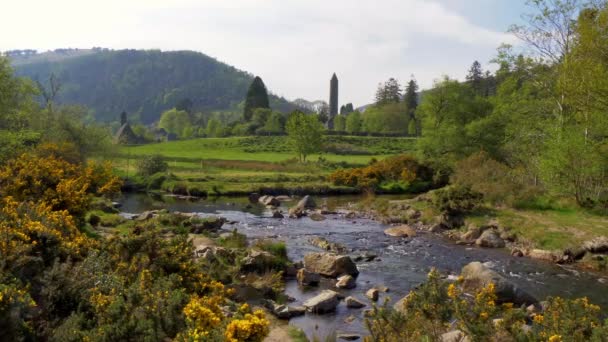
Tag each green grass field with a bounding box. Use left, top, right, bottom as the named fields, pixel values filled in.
left=109, top=135, right=417, bottom=195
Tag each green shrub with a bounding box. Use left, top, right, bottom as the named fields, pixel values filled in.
left=136, top=154, right=168, bottom=177
left=432, top=185, right=483, bottom=215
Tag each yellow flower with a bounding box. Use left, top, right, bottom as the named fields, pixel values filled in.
left=479, top=312, right=489, bottom=320
left=447, top=284, right=458, bottom=299
left=548, top=335, right=562, bottom=342
left=533, top=314, right=544, bottom=324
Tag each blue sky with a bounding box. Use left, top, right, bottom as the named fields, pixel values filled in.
left=1, top=0, right=531, bottom=106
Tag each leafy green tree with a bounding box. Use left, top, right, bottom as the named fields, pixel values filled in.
left=334, top=115, right=346, bottom=131
left=159, top=108, right=192, bottom=139
left=261, top=111, right=284, bottom=134
left=205, top=118, right=225, bottom=137
left=0, top=57, right=37, bottom=130
left=251, top=108, right=272, bottom=128
left=285, top=111, right=324, bottom=162
left=345, top=111, right=362, bottom=134
left=362, top=103, right=408, bottom=135
left=243, top=76, right=270, bottom=121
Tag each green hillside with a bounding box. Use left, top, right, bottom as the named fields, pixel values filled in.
left=11, top=49, right=299, bottom=123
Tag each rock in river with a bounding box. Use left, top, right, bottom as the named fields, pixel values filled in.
left=366, top=288, right=379, bottom=302
left=461, top=262, right=537, bottom=305
left=384, top=225, right=417, bottom=238
left=304, top=252, right=359, bottom=278
left=475, top=229, right=505, bottom=248
left=297, top=269, right=320, bottom=286
left=345, top=296, right=366, bottom=308
left=303, top=290, right=340, bottom=314
left=336, top=275, right=357, bottom=289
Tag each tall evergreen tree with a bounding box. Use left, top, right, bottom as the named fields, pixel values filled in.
left=120, top=111, right=127, bottom=126
left=466, top=61, right=484, bottom=95
left=375, top=78, right=401, bottom=105
left=404, top=78, right=419, bottom=136
left=243, top=76, right=270, bottom=121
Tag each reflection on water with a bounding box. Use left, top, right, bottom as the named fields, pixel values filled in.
left=119, top=193, right=608, bottom=339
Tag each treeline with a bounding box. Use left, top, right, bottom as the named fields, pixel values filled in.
left=415, top=0, right=608, bottom=210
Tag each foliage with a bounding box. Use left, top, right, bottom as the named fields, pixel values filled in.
left=362, top=103, right=409, bottom=135
left=431, top=185, right=483, bottom=216
left=0, top=144, right=122, bottom=219
left=136, top=154, right=169, bottom=177
left=285, top=111, right=324, bottom=162
left=364, top=269, right=608, bottom=342
left=244, top=76, right=270, bottom=121
left=375, top=78, right=402, bottom=105
left=329, top=154, right=432, bottom=192
left=159, top=108, right=193, bottom=139
left=451, top=151, right=538, bottom=205
left=12, top=50, right=298, bottom=123
left=345, top=111, right=363, bottom=134
left=333, top=115, right=346, bottom=131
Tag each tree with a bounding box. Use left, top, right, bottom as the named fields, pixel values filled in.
left=334, top=115, right=346, bottom=131
left=466, top=61, right=483, bottom=95
left=205, top=118, right=226, bottom=137
left=262, top=111, right=284, bottom=134
left=404, top=78, right=419, bottom=135
left=285, top=111, right=323, bottom=162
left=251, top=108, right=272, bottom=128
left=175, top=98, right=193, bottom=114
left=340, top=103, right=354, bottom=115
left=0, top=57, right=37, bottom=130
left=345, top=111, right=363, bottom=134
left=509, top=0, right=592, bottom=63
left=120, top=111, right=127, bottom=125
left=158, top=108, right=192, bottom=139
left=362, top=103, right=409, bottom=135
left=375, top=78, right=402, bottom=105
left=243, top=76, right=270, bottom=121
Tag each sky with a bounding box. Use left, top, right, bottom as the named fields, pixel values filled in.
left=1, top=0, right=530, bottom=107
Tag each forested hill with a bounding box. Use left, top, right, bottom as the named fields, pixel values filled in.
left=10, top=49, right=298, bottom=123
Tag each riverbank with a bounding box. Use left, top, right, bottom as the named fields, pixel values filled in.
left=105, top=192, right=608, bottom=341
left=354, top=194, right=608, bottom=273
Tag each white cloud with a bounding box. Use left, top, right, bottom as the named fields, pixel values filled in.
left=1, top=0, right=517, bottom=106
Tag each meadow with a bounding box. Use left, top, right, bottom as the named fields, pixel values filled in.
left=110, top=135, right=417, bottom=195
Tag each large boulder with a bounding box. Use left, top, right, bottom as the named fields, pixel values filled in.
left=384, top=225, right=417, bottom=238
left=303, top=290, right=340, bottom=314
left=475, top=229, right=505, bottom=248
left=461, top=262, right=537, bottom=306
left=310, top=212, right=326, bottom=221
left=297, top=269, right=321, bottom=286
left=583, top=237, right=608, bottom=254
left=304, top=253, right=359, bottom=278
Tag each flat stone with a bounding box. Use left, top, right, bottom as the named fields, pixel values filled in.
left=297, top=268, right=320, bottom=286
left=384, top=225, right=417, bottom=238
left=345, top=296, right=366, bottom=308
left=303, top=290, right=340, bottom=314
left=337, top=333, right=361, bottom=341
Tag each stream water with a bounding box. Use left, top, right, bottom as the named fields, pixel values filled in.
left=119, top=193, right=608, bottom=340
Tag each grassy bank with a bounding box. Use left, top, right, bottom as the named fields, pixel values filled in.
left=108, top=136, right=416, bottom=195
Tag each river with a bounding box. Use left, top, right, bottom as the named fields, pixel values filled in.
left=119, top=193, right=608, bottom=340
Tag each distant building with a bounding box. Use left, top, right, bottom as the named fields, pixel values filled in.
left=329, top=73, right=339, bottom=129
left=114, top=112, right=142, bottom=144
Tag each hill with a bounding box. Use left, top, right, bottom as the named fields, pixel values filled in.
left=10, top=49, right=300, bottom=123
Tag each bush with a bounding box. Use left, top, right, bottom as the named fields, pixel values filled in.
left=451, top=151, right=539, bottom=206
left=329, top=154, right=434, bottom=192
left=136, top=154, right=168, bottom=177
left=432, top=185, right=483, bottom=215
